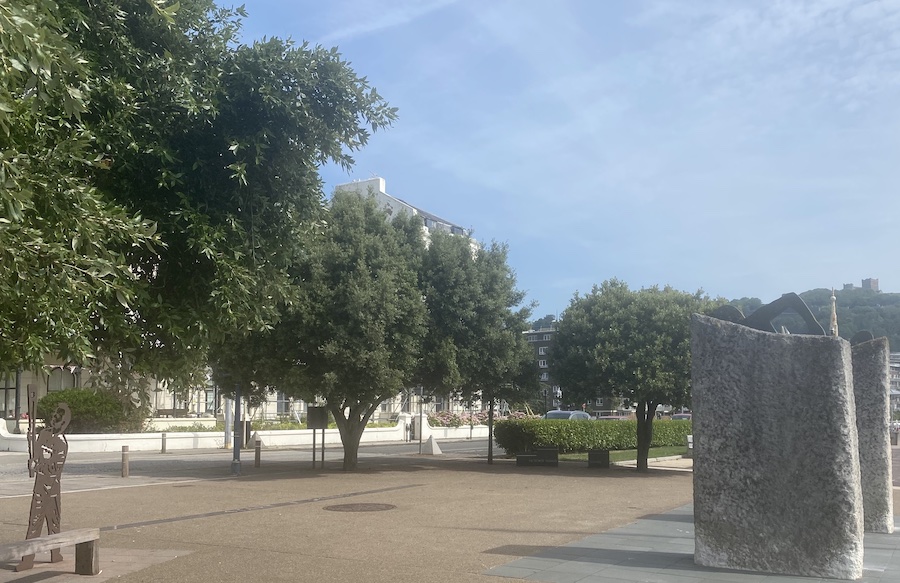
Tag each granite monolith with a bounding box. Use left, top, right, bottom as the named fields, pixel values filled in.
left=691, top=314, right=864, bottom=580
left=852, top=337, right=894, bottom=534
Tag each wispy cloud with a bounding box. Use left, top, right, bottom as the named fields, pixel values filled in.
left=316, top=0, right=459, bottom=45
left=288, top=0, right=900, bottom=307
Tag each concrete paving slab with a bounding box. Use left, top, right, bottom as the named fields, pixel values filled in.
left=484, top=505, right=900, bottom=583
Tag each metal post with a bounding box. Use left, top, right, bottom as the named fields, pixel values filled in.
left=320, top=428, right=325, bottom=468
left=254, top=438, right=261, bottom=468
left=121, top=446, right=129, bottom=478
left=13, top=369, right=21, bottom=434
left=418, top=389, right=423, bottom=454
left=161, top=432, right=167, bottom=454
left=224, top=398, right=233, bottom=449
left=488, top=397, right=495, bottom=465
left=231, top=384, right=242, bottom=475
left=312, top=426, right=317, bottom=469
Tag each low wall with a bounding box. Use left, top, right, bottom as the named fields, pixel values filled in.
left=146, top=417, right=217, bottom=431
left=0, top=414, right=490, bottom=453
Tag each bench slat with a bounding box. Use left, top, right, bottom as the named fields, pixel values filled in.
left=0, top=528, right=100, bottom=562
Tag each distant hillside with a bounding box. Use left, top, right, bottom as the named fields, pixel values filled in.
left=729, top=288, right=900, bottom=351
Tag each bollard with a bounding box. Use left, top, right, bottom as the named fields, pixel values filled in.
left=254, top=438, right=261, bottom=468
left=121, top=445, right=129, bottom=478
left=161, top=432, right=167, bottom=454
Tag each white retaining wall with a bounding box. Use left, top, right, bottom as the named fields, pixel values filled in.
left=0, top=413, right=490, bottom=453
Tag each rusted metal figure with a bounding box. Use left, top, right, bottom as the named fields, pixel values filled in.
left=16, top=397, right=71, bottom=572
left=711, top=292, right=825, bottom=335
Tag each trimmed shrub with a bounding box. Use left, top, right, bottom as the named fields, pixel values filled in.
left=37, top=389, right=147, bottom=433
left=493, top=418, right=692, bottom=455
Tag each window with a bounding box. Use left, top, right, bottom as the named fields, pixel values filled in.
left=527, top=335, right=536, bottom=342
left=543, top=334, right=551, bottom=341
left=595, top=398, right=604, bottom=406
left=538, top=346, right=547, bottom=355
left=538, top=360, right=547, bottom=368
left=205, top=390, right=216, bottom=413
left=276, top=391, right=291, bottom=415
left=540, top=372, right=549, bottom=381
left=47, top=367, right=76, bottom=392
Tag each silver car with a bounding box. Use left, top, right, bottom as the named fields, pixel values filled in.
left=543, top=410, right=592, bottom=420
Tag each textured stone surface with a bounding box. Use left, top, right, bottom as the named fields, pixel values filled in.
left=691, top=315, right=864, bottom=580
left=852, top=337, right=894, bottom=534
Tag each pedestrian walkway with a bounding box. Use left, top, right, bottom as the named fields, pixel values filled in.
left=485, top=504, right=900, bottom=582
left=0, top=451, right=896, bottom=583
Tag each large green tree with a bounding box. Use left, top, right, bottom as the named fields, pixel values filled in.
left=0, top=0, right=158, bottom=370
left=414, top=232, right=537, bottom=462
left=3, top=0, right=397, bottom=389
left=552, top=279, right=718, bottom=471
left=234, top=193, right=427, bottom=470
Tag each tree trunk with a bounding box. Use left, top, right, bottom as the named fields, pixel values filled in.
left=330, top=403, right=375, bottom=471
left=635, top=400, right=656, bottom=472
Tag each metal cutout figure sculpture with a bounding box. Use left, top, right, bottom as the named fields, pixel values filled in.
left=710, top=292, right=826, bottom=335
left=16, top=388, right=71, bottom=572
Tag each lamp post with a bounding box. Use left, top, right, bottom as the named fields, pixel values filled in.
left=231, top=383, right=242, bottom=475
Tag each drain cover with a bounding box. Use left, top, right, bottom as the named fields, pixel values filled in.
left=323, top=503, right=396, bottom=512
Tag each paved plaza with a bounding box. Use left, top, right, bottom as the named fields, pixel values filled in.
left=0, top=444, right=898, bottom=582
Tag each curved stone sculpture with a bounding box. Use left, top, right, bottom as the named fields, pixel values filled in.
left=691, top=314, right=863, bottom=580
left=852, top=337, right=894, bottom=534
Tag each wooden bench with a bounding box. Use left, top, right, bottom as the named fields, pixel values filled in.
left=516, top=447, right=559, bottom=467
left=155, top=408, right=188, bottom=418
left=0, top=528, right=100, bottom=575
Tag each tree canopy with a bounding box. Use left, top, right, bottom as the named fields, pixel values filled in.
left=416, top=232, right=536, bottom=408
left=216, top=192, right=428, bottom=470
left=552, top=279, right=718, bottom=470
left=2, top=0, right=397, bottom=387
left=0, top=0, right=158, bottom=369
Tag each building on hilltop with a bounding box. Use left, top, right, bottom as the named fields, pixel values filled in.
left=862, top=278, right=880, bottom=292
left=844, top=278, right=881, bottom=292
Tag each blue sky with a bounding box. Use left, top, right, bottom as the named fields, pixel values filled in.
left=235, top=0, right=900, bottom=318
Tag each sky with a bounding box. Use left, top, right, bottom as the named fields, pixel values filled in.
left=234, top=0, right=900, bottom=318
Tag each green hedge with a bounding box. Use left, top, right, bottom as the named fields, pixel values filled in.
left=493, top=419, right=692, bottom=455
left=37, top=389, right=147, bottom=433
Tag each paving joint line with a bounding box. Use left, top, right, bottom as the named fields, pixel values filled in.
left=100, top=483, right=424, bottom=532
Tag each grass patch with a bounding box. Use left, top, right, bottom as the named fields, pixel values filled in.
left=559, top=445, right=687, bottom=462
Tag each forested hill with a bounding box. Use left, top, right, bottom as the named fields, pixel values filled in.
left=729, top=288, right=900, bottom=351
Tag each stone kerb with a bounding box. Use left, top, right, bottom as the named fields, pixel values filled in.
left=691, top=314, right=864, bottom=580
left=852, top=337, right=894, bottom=534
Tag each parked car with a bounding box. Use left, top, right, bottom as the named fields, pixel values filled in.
left=595, top=415, right=629, bottom=421
left=671, top=413, right=692, bottom=421
left=543, top=410, right=592, bottom=420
